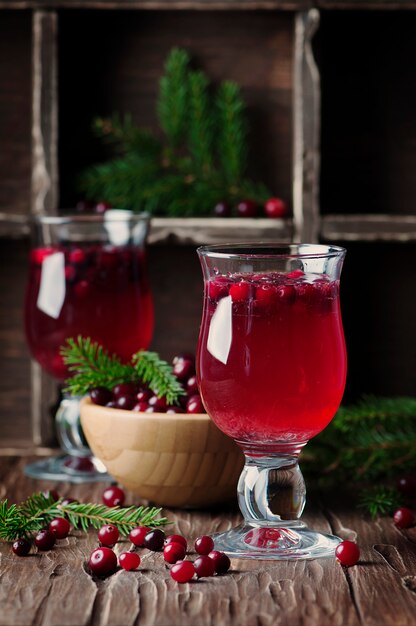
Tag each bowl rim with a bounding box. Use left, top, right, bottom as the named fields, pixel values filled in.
left=80, top=396, right=211, bottom=423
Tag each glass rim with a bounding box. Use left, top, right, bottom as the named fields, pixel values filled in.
left=31, top=211, right=150, bottom=225
left=197, top=242, right=346, bottom=260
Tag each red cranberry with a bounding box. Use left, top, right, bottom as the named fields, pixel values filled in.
left=98, top=524, right=120, bottom=547
left=42, top=489, right=59, bottom=502
left=187, top=395, right=204, bottom=414
left=164, top=542, right=186, bottom=564
left=287, top=269, right=305, bottom=279
left=165, top=534, right=187, bottom=550
left=144, top=529, right=165, bottom=551
left=229, top=281, right=251, bottom=302
left=65, top=265, right=77, bottom=282
left=195, top=535, right=214, bottom=555
left=237, top=200, right=257, bottom=217
left=61, top=497, right=78, bottom=506
left=119, top=551, right=141, bottom=571
left=136, top=389, right=152, bottom=403
left=95, top=201, right=112, bottom=214
left=393, top=507, right=415, bottom=529
left=172, top=353, right=195, bottom=366
left=335, top=541, right=360, bottom=567
left=133, top=401, right=149, bottom=412
left=208, top=550, right=231, bottom=574
left=277, top=285, right=296, bottom=304
left=255, top=284, right=277, bottom=307
left=214, top=201, right=231, bottom=217
left=170, top=560, right=195, bottom=583
left=102, top=486, right=125, bottom=508
left=106, top=401, right=117, bottom=408
left=76, top=199, right=94, bottom=213
left=129, top=526, right=150, bottom=547
left=12, top=538, right=31, bottom=557
left=112, top=383, right=138, bottom=398
left=208, top=279, right=228, bottom=301
left=90, top=387, right=112, bottom=406
left=116, top=395, right=137, bottom=411
left=194, top=555, right=216, bottom=578
left=264, top=197, right=288, bottom=218
left=186, top=376, right=199, bottom=395
left=172, top=359, right=195, bottom=382
left=74, top=280, right=90, bottom=298
left=69, top=248, right=86, bottom=264
left=397, top=476, right=416, bottom=498
left=166, top=406, right=185, bottom=414
left=49, top=517, right=70, bottom=539
left=63, top=456, right=95, bottom=472
left=88, top=547, right=117, bottom=576
left=148, top=395, right=168, bottom=412
left=34, top=529, right=56, bottom=551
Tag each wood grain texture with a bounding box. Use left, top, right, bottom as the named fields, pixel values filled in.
left=0, top=0, right=311, bottom=10
left=1, top=455, right=415, bottom=625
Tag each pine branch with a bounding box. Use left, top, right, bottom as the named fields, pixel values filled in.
left=188, top=70, right=215, bottom=176
left=132, top=351, right=185, bottom=405
left=93, top=114, right=162, bottom=158
left=157, top=48, right=190, bottom=149
left=358, top=487, right=402, bottom=519
left=215, top=81, right=247, bottom=186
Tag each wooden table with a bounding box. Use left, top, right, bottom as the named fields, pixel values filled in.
left=0, top=454, right=415, bottom=626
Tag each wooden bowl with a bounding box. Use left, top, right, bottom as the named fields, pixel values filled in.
left=80, top=398, right=244, bottom=509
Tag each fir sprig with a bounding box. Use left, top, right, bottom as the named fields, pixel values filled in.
left=0, top=492, right=169, bottom=542
left=132, top=351, right=185, bottom=405
left=358, top=486, right=402, bottom=519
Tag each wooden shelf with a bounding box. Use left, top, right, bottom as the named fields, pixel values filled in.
left=0, top=0, right=310, bottom=9
left=322, top=214, right=416, bottom=242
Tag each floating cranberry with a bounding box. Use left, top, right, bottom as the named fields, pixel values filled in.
left=34, top=529, right=56, bottom=551
left=194, top=555, right=215, bottom=578
left=255, top=284, right=277, bottom=307
left=102, top=486, right=125, bottom=508
left=69, top=248, right=86, bottom=264
left=65, top=265, right=77, bottom=282
left=187, top=395, right=204, bottom=414
left=172, top=359, right=195, bottom=382
left=264, top=197, right=288, bottom=218
left=12, top=538, right=31, bottom=557
left=165, top=534, right=187, bottom=550
left=214, top=201, right=231, bottom=217
left=144, top=529, right=165, bottom=552
left=237, top=200, right=257, bottom=218
left=148, top=395, right=168, bottom=412
left=195, top=535, right=214, bottom=556
left=116, top=395, right=137, bottom=411
left=277, top=285, right=296, bottom=304
left=393, top=507, right=415, bottom=529
left=90, top=387, right=112, bottom=406
left=49, top=517, right=70, bottom=539
left=129, top=526, right=150, bottom=547
left=335, top=541, right=360, bottom=567
left=98, top=524, right=120, bottom=547
left=164, top=542, right=186, bottom=564
left=74, top=280, right=90, bottom=298
left=287, top=269, right=305, bottom=279
left=170, top=560, right=195, bottom=584
left=208, top=550, right=231, bottom=574
left=119, top=551, right=141, bottom=571
left=88, top=547, right=117, bottom=576
left=208, top=279, right=228, bottom=301
left=186, top=375, right=199, bottom=396
left=397, top=476, right=416, bottom=498
left=229, top=281, right=251, bottom=302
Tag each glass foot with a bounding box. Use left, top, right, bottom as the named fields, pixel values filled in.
left=212, top=524, right=341, bottom=560
left=24, top=454, right=112, bottom=484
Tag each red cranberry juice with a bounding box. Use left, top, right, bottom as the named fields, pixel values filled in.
left=25, top=245, right=154, bottom=380
left=197, top=272, right=346, bottom=445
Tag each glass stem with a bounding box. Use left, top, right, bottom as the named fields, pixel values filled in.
left=237, top=450, right=306, bottom=527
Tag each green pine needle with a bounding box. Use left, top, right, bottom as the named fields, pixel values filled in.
left=215, top=81, right=247, bottom=186
left=133, top=351, right=185, bottom=405
left=157, top=48, right=190, bottom=149
left=358, top=486, right=402, bottom=519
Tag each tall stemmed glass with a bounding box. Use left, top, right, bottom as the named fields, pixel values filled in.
left=197, top=243, right=346, bottom=559
left=24, top=211, right=154, bottom=481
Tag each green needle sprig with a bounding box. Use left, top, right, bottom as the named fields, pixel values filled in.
left=0, top=492, right=169, bottom=542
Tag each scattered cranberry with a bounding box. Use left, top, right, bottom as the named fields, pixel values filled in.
left=187, top=395, right=204, bottom=414
left=194, top=555, right=215, bottom=578
left=335, top=541, right=360, bottom=567
left=102, top=486, right=125, bottom=508
left=237, top=200, right=257, bottom=218
left=229, top=281, right=251, bottom=302
left=393, top=507, right=415, bottom=529
left=12, top=538, right=31, bottom=557
left=170, top=560, right=195, bottom=583
left=34, top=529, right=56, bottom=551
left=213, top=201, right=231, bottom=217
left=119, top=551, right=141, bottom=571
left=165, top=534, right=187, bottom=550
left=129, top=526, right=150, bottom=547
left=98, top=524, right=120, bottom=547
left=61, top=497, right=78, bottom=506
left=90, top=387, right=112, bottom=406
left=88, top=547, right=118, bottom=576
left=195, top=535, right=214, bottom=556
left=264, top=197, right=288, bottom=218
left=397, top=476, right=416, bottom=498
left=208, top=550, right=231, bottom=574
left=164, top=542, right=186, bottom=564
left=172, top=358, right=195, bottom=381
left=49, top=517, right=70, bottom=539
left=42, top=489, right=59, bottom=502
left=144, top=529, right=165, bottom=552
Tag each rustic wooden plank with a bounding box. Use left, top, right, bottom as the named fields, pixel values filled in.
left=322, top=214, right=416, bottom=242
left=0, top=1, right=311, bottom=10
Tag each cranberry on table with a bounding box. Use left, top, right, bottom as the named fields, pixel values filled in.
left=213, top=201, right=231, bottom=217
left=90, top=387, right=112, bottom=406
left=98, top=524, right=120, bottom=547
left=335, top=541, right=360, bottom=567
left=12, top=538, right=31, bottom=557
left=102, top=486, right=125, bottom=507
left=194, top=555, right=216, bottom=578
left=144, top=529, right=165, bottom=552
left=119, top=551, right=141, bottom=571
left=34, top=529, right=56, bottom=551
left=393, top=507, right=415, bottom=529
left=237, top=200, right=257, bottom=218
left=187, top=395, right=205, bottom=414
left=208, top=550, right=231, bottom=574
left=264, top=197, right=288, bottom=218
left=164, top=542, right=186, bottom=564
left=49, top=517, right=70, bottom=539
left=195, top=535, right=215, bottom=555
left=170, top=560, right=195, bottom=584
left=88, top=547, right=118, bottom=576
left=42, top=489, right=59, bottom=502
left=165, top=534, right=187, bottom=550
left=61, top=497, right=78, bottom=506
left=129, top=526, right=150, bottom=547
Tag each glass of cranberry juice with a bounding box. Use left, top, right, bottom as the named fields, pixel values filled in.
left=197, top=243, right=347, bottom=559
left=24, top=211, right=154, bottom=481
